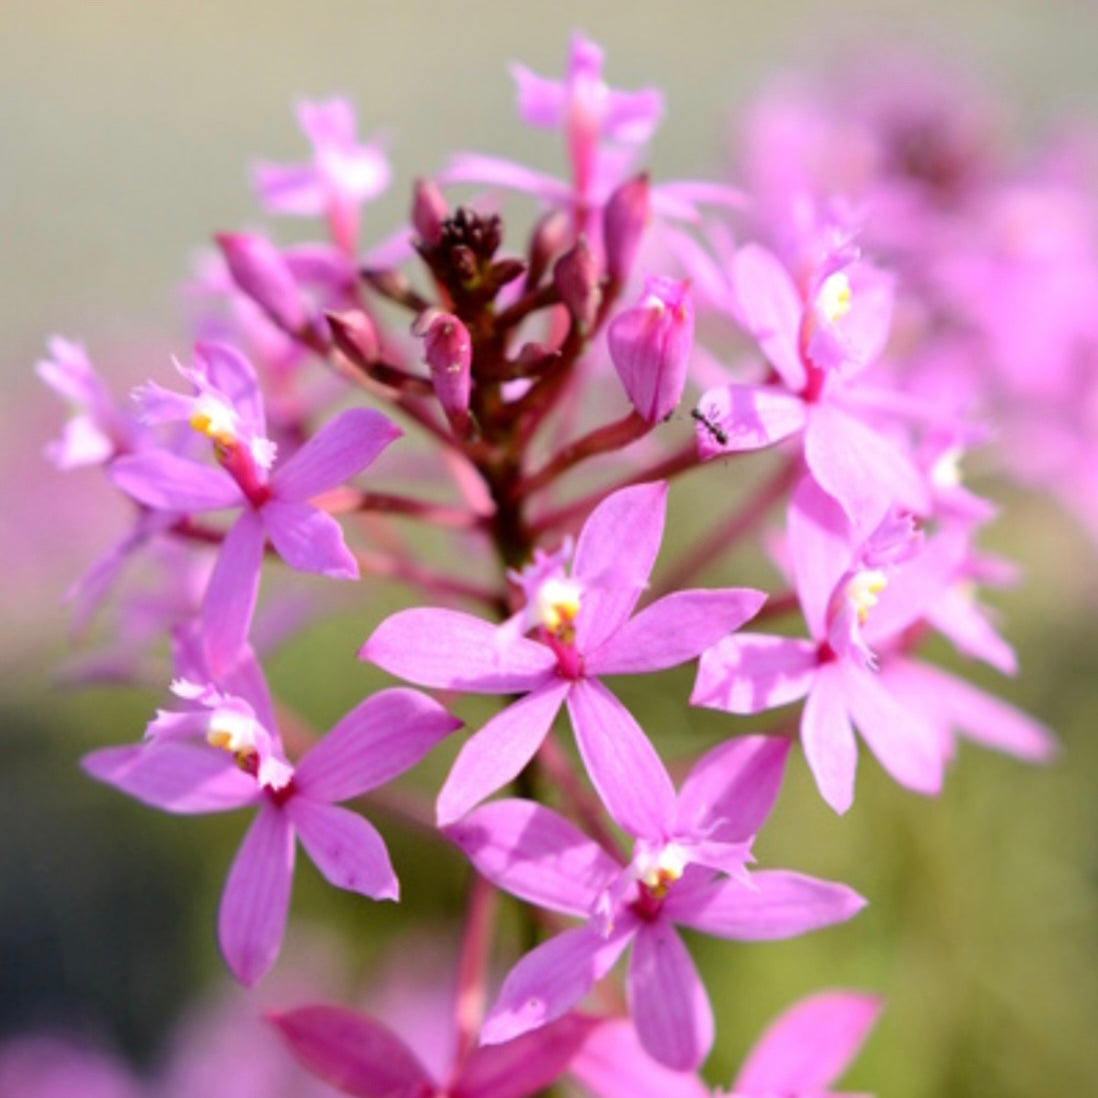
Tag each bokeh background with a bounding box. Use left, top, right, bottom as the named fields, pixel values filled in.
left=3, top=2, right=1098, bottom=1095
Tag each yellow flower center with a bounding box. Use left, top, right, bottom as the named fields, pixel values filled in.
left=817, top=271, right=853, bottom=325
left=533, top=576, right=583, bottom=643
left=844, top=569, right=887, bottom=626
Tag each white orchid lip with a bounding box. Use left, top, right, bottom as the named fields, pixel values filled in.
left=532, top=575, right=583, bottom=640
left=817, top=270, right=853, bottom=324
left=633, top=840, right=689, bottom=899
left=843, top=568, right=888, bottom=625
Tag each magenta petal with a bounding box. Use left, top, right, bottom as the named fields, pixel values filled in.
left=691, top=634, right=818, bottom=714
left=586, top=588, right=766, bottom=676
left=567, top=678, right=676, bottom=839
left=262, top=500, right=357, bottom=578
left=692, top=384, right=807, bottom=460
left=82, top=742, right=258, bottom=814
left=732, top=989, right=882, bottom=1093
left=110, top=451, right=242, bottom=511
left=361, top=608, right=557, bottom=693
left=447, top=800, right=621, bottom=917
left=202, top=510, right=265, bottom=679
left=805, top=404, right=929, bottom=532
left=628, top=923, right=714, bottom=1072
left=666, top=870, right=866, bottom=939
left=218, top=805, right=295, bottom=985
left=788, top=475, right=853, bottom=641
left=436, top=681, right=571, bottom=827
left=290, top=798, right=397, bottom=900
left=270, top=1005, right=433, bottom=1098
left=842, top=663, right=944, bottom=796
left=295, top=688, right=460, bottom=802
left=481, top=925, right=634, bottom=1046
left=273, top=408, right=401, bottom=500
left=731, top=244, right=806, bottom=390
left=801, top=665, right=857, bottom=814
left=458, top=1013, right=600, bottom=1098
left=573, top=481, right=667, bottom=653
left=676, top=734, right=791, bottom=842
left=569, top=1019, right=710, bottom=1098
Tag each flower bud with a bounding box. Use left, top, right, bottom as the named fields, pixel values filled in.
left=326, top=308, right=380, bottom=368
left=552, top=237, right=601, bottom=333
left=411, top=178, right=448, bottom=247
left=603, top=173, right=650, bottom=285
left=607, top=276, right=693, bottom=423
left=526, top=208, right=570, bottom=288
left=412, top=308, right=472, bottom=426
left=215, top=232, right=309, bottom=335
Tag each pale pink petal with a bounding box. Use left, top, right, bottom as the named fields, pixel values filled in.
left=801, top=665, right=858, bottom=814
left=676, top=734, right=792, bottom=841
left=447, top=799, right=621, bottom=917
left=109, top=451, right=242, bottom=512
left=270, top=1005, right=434, bottom=1097
left=805, top=404, right=929, bottom=533
left=441, top=153, right=572, bottom=205
left=295, top=688, right=461, bottom=802
left=927, top=587, right=1017, bottom=674
left=81, top=742, right=259, bottom=814
left=666, top=870, right=866, bottom=939
left=262, top=500, right=357, bottom=578
left=290, top=798, right=397, bottom=900
left=218, top=805, right=295, bottom=985
left=692, top=634, right=818, bottom=714
left=692, top=384, right=807, bottom=460
left=568, top=1018, right=711, bottom=1098
left=272, top=408, right=401, bottom=501
left=573, top=481, right=667, bottom=653
left=604, top=87, right=664, bottom=144
left=586, top=588, right=766, bottom=676
left=361, top=608, right=557, bottom=693
left=842, top=663, right=944, bottom=796
left=733, top=990, right=883, bottom=1093
left=510, top=62, right=566, bottom=127
left=481, top=924, right=635, bottom=1046
left=731, top=243, right=806, bottom=390
left=628, top=923, right=713, bottom=1071
left=253, top=163, right=326, bottom=216
left=202, top=510, right=265, bottom=678
left=788, top=474, right=854, bottom=641
left=567, top=678, right=676, bottom=839
left=459, top=1012, right=601, bottom=1098
left=437, top=680, right=572, bottom=826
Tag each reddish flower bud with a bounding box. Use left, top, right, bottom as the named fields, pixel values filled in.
left=527, top=208, right=570, bottom=288
left=215, top=232, right=309, bottom=335
left=411, top=178, right=448, bottom=247
left=326, top=308, right=380, bottom=367
left=553, top=237, right=602, bottom=333
left=603, top=173, right=650, bottom=285
left=412, top=308, right=472, bottom=425
left=607, top=276, right=694, bottom=423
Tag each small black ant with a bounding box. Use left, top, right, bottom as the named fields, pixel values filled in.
left=690, top=407, right=729, bottom=446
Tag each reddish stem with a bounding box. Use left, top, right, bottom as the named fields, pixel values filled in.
left=453, top=872, right=499, bottom=1068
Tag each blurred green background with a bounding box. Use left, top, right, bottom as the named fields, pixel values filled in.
left=3, top=2, right=1098, bottom=1095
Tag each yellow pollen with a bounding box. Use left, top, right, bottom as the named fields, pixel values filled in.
left=845, top=569, right=887, bottom=625
left=534, top=577, right=582, bottom=640
left=635, top=842, right=687, bottom=898
left=189, top=399, right=238, bottom=449
left=206, top=710, right=260, bottom=772
left=817, top=272, right=853, bottom=325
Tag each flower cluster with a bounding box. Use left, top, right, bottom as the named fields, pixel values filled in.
left=39, top=32, right=1076, bottom=1095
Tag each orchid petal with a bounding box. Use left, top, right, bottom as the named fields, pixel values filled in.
left=788, top=475, right=854, bottom=640
left=290, top=798, right=398, bottom=900
left=567, top=678, right=676, bottom=839
left=586, top=588, right=766, bottom=676
left=692, top=634, right=818, bottom=714
left=110, top=451, right=242, bottom=512
left=676, top=734, right=791, bottom=841
left=666, top=870, right=865, bottom=939
left=436, top=681, right=571, bottom=827
left=733, top=990, right=883, bottom=1092
left=842, top=663, right=944, bottom=796
left=202, top=510, right=265, bottom=679
left=361, top=608, right=557, bottom=693
left=272, top=408, right=401, bottom=501
left=692, top=384, right=807, bottom=460
left=573, top=481, right=667, bottom=654
left=218, top=805, right=295, bottom=985
left=481, top=925, right=634, bottom=1046
left=731, top=244, right=806, bottom=390
left=295, top=688, right=460, bottom=802
left=262, top=500, right=357, bottom=578
left=447, top=799, right=621, bottom=917
left=628, top=923, right=713, bottom=1071
left=270, top=1005, right=434, bottom=1098
left=801, top=665, right=857, bottom=814
left=81, top=742, right=258, bottom=814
